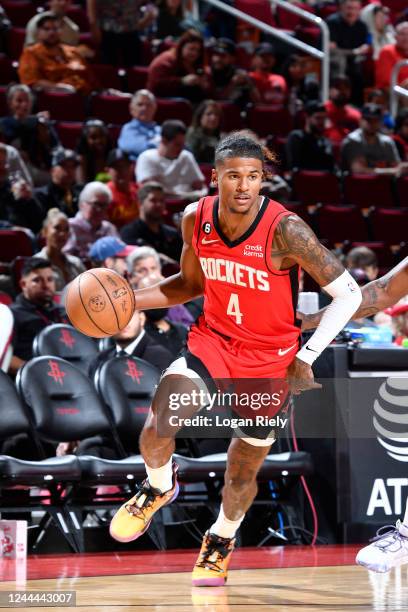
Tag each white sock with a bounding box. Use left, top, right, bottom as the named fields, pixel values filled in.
left=209, top=504, right=244, bottom=539
left=399, top=497, right=408, bottom=537
left=145, top=457, right=173, bottom=493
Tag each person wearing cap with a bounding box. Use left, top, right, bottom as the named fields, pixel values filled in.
left=34, top=148, right=82, bottom=217
left=324, top=75, right=361, bottom=143
left=209, top=37, right=260, bottom=107
left=63, top=181, right=119, bottom=260
left=286, top=101, right=336, bottom=171
left=385, top=302, right=408, bottom=346
left=249, top=43, right=287, bottom=105
left=105, top=149, right=139, bottom=229
left=89, top=236, right=136, bottom=277
left=340, top=103, right=405, bottom=174
left=121, top=183, right=183, bottom=262
left=375, top=21, right=408, bottom=91
left=118, top=90, right=161, bottom=162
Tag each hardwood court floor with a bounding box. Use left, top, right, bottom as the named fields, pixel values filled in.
left=1, top=545, right=408, bottom=611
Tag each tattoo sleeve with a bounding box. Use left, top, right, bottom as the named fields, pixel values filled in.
left=273, top=215, right=344, bottom=286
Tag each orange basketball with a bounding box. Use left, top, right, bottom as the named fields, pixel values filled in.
left=65, top=268, right=135, bottom=338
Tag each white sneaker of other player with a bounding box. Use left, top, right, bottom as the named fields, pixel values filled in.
left=356, top=520, right=408, bottom=573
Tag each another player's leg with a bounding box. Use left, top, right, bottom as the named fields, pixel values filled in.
left=110, top=367, right=202, bottom=543
left=192, top=437, right=273, bottom=586
left=356, top=497, right=408, bottom=572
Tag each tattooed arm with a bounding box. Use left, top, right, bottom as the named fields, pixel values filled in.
left=301, top=257, right=408, bottom=331
left=272, top=215, right=362, bottom=394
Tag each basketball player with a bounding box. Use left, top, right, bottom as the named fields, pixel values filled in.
left=110, top=133, right=362, bottom=586
left=301, top=256, right=408, bottom=573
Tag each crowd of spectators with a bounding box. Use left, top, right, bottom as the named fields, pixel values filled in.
left=0, top=0, right=408, bottom=398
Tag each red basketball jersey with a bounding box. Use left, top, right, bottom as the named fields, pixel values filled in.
left=190, top=195, right=301, bottom=350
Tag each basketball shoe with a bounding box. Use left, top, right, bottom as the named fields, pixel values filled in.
left=356, top=520, right=408, bottom=572
left=109, top=462, right=179, bottom=543
left=191, top=531, right=235, bottom=586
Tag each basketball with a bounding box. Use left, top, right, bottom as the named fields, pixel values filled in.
left=65, top=268, right=135, bottom=338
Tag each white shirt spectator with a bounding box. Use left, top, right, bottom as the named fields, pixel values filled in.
left=136, top=148, right=206, bottom=199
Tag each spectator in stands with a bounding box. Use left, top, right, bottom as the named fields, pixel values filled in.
left=375, top=21, right=408, bottom=90
left=393, top=109, right=408, bottom=161
left=87, top=0, right=157, bottom=66
left=138, top=273, right=188, bottom=356
left=88, top=309, right=173, bottom=380
left=156, top=0, right=187, bottom=40
left=0, top=139, right=33, bottom=187
left=186, top=99, right=222, bottom=163
left=326, top=0, right=370, bottom=105
left=209, top=38, right=259, bottom=107
left=25, top=0, right=80, bottom=47
left=0, top=144, right=43, bottom=233
left=34, top=209, right=85, bottom=291
left=0, top=6, right=11, bottom=54
left=35, top=148, right=82, bottom=217
left=341, top=103, right=403, bottom=173
left=361, top=3, right=395, bottom=60
left=127, top=246, right=194, bottom=326
left=121, top=183, right=182, bottom=261
left=105, top=149, right=139, bottom=228
left=136, top=120, right=206, bottom=200
left=0, top=84, right=60, bottom=187
left=286, top=101, right=336, bottom=171
left=18, top=14, right=95, bottom=95
left=325, top=75, right=361, bottom=144
left=282, top=54, right=319, bottom=116
left=118, top=90, right=161, bottom=162
left=147, top=29, right=211, bottom=103
left=63, top=181, right=119, bottom=259
left=76, top=119, right=112, bottom=184
left=89, top=236, right=136, bottom=277
left=346, top=245, right=379, bottom=280
left=366, top=88, right=394, bottom=132
left=9, top=258, right=67, bottom=374
left=249, top=43, right=287, bottom=105
left=386, top=303, right=408, bottom=346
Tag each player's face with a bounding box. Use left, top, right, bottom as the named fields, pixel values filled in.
left=213, top=157, right=263, bottom=214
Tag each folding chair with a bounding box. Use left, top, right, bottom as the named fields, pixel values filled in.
left=32, top=324, right=99, bottom=375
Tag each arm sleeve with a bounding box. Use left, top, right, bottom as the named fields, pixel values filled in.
left=296, top=270, right=362, bottom=365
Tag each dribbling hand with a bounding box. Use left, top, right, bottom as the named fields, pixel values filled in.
left=287, top=357, right=322, bottom=395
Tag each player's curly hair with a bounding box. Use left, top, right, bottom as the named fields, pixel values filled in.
left=214, top=130, right=276, bottom=168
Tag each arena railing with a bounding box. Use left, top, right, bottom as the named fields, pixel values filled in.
left=390, top=59, right=408, bottom=118
left=192, top=0, right=330, bottom=102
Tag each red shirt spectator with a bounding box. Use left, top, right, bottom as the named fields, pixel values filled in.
left=105, top=149, right=139, bottom=228
left=375, top=22, right=408, bottom=90
left=325, top=75, right=361, bottom=143
left=249, top=43, right=287, bottom=104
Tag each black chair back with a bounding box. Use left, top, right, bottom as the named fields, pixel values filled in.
left=95, top=355, right=160, bottom=443
left=17, top=356, right=113, bottom=443
left=0, top=369, right=31, bottom=439
left=33, top=324, right=98, bottom=374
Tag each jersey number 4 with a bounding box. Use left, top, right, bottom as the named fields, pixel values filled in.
left=227, top=293, right=243, bottom=324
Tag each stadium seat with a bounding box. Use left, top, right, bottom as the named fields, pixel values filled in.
left=343, top=173, right=395, bottom=208
left=247, top=105, right=293, bottom=137
left=37, top=90, right=86, bottom=121
left=0, top=368, right=82, bottom=551
left=317, top=205, right=368, bottom=244
left=6, top=27, right=26, bottom=60
left=199, top=163, right=213, bottom=187
left=371, top=208, right=408, bottom=244
left=94, top=354, right=160, bottom=451
left=293, top=171, right=341, bottom=205
left=283, top=201, right=311, bottom=224
left=235, top=0, right=275, bottom=26
left=0, top=86, right=7, bottom=115
left=126, top=66, right=149, bottom=92
left=396, top=175, right=408, bottom=206
left=55, top=121, right=83, bottom=149
left=66, top=4, right=90, bottom=31
left=0, top=230, right=33, bottom=263
left=107, top=123, right=121, bottom=146
left=89, top=92, right=131, bottom=124
left=2, top=1, right=36, bottom=28
left=32, top=324, right=99, bottom=374
left=276, top=3, right=314, bottom=30
left=0, top=54, right=18, bottom=85
left=218, top=101, right=244, bottom=132
left=91, top=64, right=125, bottom=91
left=155, top=97, right=193, bottom=125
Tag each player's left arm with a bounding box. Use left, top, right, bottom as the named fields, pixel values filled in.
left=273, top=214, right=362, bottom=394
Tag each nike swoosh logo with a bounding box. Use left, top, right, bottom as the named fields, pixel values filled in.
left=305, top=346, right=318, bottom=352
left=202, top=238, right=219, bottom=245
left=278, top=343, right=297, bottom=356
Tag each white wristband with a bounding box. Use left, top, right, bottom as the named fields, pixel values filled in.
left=296, top=270, right=362, bottom=365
